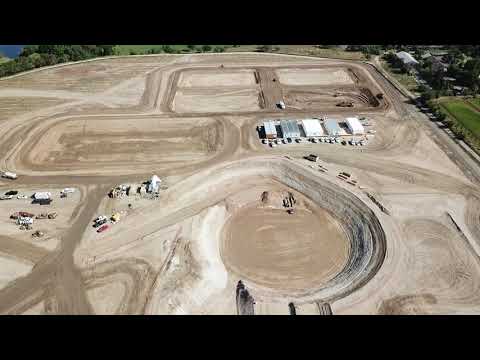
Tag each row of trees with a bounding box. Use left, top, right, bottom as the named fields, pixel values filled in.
left=0, top=45, right=116, bottom=78
left=130, top=45, right=227, bottom=55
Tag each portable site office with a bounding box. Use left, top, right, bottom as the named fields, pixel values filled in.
left=263, top=121, right=277, bottom=139
left=324, top=119, right=342, bottom=136
left=280, top=120, right=301, bottom=138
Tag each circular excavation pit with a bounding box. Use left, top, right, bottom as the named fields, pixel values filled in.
left=214, top=159, right=387, bottom=301
left=221, top=189, right=350, bottom=292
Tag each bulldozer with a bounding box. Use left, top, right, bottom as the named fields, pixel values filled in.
left=336, top=101, right=354, bottom=107
left=32, top=230, right=45, bottom=238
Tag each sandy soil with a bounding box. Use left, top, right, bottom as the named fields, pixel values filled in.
left=178, top=69, right=256, bottom=88
left=172, top=88, right=261, bottom=113
left=0, top=52, right=479, bottom=315
left=276, top=68, right=354, bottom=86
left=221, top=194, right=349, bottom=291
left=0, top=255, right=33, bottom=291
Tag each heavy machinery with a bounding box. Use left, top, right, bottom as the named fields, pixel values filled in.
left=336, top=101, right=354, bottom=107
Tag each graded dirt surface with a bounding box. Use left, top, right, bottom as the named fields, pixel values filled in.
left=19, top=116, right=221, bottom=174
left=221, top=204, right=349, bottom=291
left=178, top=69, right=256, bottom=88
left=0, top=52, right=480, bottom=315
left=276, top=67, right=354, bottom=86
left=172, top=88, right=261, bottom=113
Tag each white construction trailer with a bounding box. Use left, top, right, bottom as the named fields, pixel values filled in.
left=280, top=120, right=301, bottom=138
left=301, top=119, right=324, bottom=137
left=346, top=117, right=365, bottom=135
left=324, top=119, right=342, bottom=136
left=263, top=121, right=277, bottom=139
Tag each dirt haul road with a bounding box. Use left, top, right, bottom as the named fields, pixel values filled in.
left=0, top=52, right=479, bottom=315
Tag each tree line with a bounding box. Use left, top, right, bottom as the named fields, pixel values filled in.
left=0, top=45, right=116, bottom=78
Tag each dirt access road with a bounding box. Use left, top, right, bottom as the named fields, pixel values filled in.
left=0, top=52, right=479, bottom=314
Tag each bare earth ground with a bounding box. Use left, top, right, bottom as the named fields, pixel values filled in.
left=0, top=52, right=479, bottom=315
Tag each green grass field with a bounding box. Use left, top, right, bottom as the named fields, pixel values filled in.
left=113, top=45, right=366, bottom=60
left=0, top=57, right=10, bottom=64
left=439, top=99, right=480, bottom=138
left=467, top=97, right=480, bottom=110
left=380, top=59, right=418, bottom=92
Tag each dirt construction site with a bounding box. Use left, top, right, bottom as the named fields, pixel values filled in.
left=0, top=52, right=480, bottom=315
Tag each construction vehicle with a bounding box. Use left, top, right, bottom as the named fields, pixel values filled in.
left=1, top=171, right=17, bottom=180
left=305, top=154, right=319, bottom=162
left=376, top=93, right=384, bottom=99
left=337, top=101, right=353, bottom=107
left=287, top=209, right=295, bottom=215
left=36, top=213, right=48, bottom=219
left=32, top=230, right=45, bottom=238
left=48, top=212, right=57, bottom=219
left=17, top=216, right=34, bottom=226
left=93, top=218, right=107, bottom=228
left=277, top=101, right=286, bottom=110
left=17, top=194, right=27, bottom=199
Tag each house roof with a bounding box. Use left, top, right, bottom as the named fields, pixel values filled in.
left=396, top=51, right=419, bottom=65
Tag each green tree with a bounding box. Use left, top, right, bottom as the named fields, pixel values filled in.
left=214, top=46, right=225, bottom=53
left=162, top=45, right=174, bottom=53
left=201, top=45, right=212, bottom=52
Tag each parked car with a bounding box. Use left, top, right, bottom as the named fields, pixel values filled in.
left=97, top=224, right=109, bottom=233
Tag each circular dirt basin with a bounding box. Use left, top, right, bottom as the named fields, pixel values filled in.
left=221, top=201, right=350, bottom=292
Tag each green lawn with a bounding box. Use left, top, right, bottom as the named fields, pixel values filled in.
left=467, top=97, right=480, bottom=110
left=0, top=56, right=10, bottom=64
left=439, top=99, right=480, bottom=138
left=380, top=59, right=418, bottom=92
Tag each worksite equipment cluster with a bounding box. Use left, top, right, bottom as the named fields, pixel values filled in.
left=4, top=188, right=75, bottom=232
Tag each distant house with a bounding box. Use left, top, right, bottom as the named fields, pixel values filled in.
left=453, top=86, right=467, bottom=96
left=421, top=52, right=432, bottom=60
left=429, top=56, right=448, bottom=73
left=396, top=51, right=419, bottom=71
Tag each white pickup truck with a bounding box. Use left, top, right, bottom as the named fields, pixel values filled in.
left=1, top=171, right=17, bottom=180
